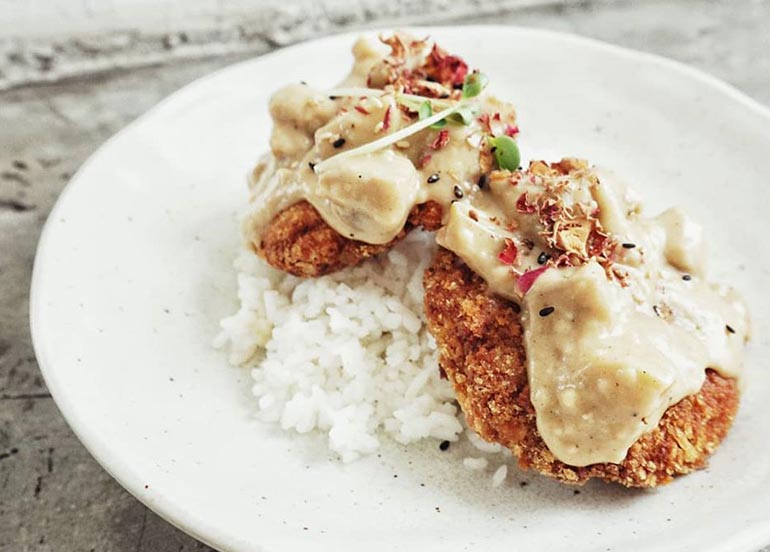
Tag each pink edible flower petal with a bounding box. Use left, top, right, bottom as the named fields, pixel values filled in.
left=517, top=266, right=549, bottom=294
left=430, top=129, right=450, bottom=150
left=382, top=105, right=392, bottom=131
left=504, top=124, right=520, bottom=137
left=497, top=239, right=518, bottom=265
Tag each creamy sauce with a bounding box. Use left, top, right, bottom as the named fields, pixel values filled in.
left=243, top=34, right=750, bottom=467
left=524, top=262, right=710, bottom=464
left=243, top=36, right=515, bottom=248
left=440, top=163, right=749, bottom=465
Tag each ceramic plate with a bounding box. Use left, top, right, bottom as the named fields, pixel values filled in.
left=30, top=26, right=770, bottom=552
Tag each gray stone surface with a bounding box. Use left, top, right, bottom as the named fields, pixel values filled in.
left=0, top=0, right=587, bottom=91
left=1, top=1, right=769, bottom=550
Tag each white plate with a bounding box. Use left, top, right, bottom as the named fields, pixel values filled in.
left=31, top=26, right=770, bottom=552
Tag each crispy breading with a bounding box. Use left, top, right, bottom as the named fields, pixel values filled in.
left=423, top=247, right=739, bottom=488
left=254, top=200, right=442, bottom=277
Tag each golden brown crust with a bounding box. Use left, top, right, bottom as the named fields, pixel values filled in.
left=423, top=247, right=740, bottom=488
left=255, top=200, right=443, bottom=277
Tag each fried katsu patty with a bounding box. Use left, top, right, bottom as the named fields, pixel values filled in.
left=423, top=247, right=739, bottom=488
left=255, top=200, right=443, bottom=277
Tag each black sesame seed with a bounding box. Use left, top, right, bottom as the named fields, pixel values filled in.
left=653, top=305, right=662, bottom=317
left=622, top=243, right=636, bottom=249
left=537, top=252, right=550, bottom=265
left=439, top=440, right=450, bottom=451
left=308, top=162, right=316, bottom=170
left=539, top=306, right=555, bottom=317
left=682, top=274, right=692, bottom=281
left=427, top=173, right=440, bottom=184
left=726, top=324, right=736, bottom=334
left=477, top=174, right=488, bottom=189
left=333, top=138, right=346, bottom=148
left=453, top=186, right=464, bottom=199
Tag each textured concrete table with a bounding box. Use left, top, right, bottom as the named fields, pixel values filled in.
left=2, top=1, right=769, bottom=550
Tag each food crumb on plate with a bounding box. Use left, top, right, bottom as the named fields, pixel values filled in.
left=492, top=465, right=508, bottom=487
left=462, top=457, right=488, bottom=471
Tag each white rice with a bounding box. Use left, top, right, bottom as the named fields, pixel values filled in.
left=215, top=232, right=515, bottom=480
left=491, top=464, right=508, bottom=487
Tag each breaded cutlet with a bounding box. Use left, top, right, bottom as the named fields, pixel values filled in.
left=423, top=247, right=739, bottom=488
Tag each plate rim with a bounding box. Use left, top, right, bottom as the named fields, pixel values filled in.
left=29, top=24, right=770, bottom=552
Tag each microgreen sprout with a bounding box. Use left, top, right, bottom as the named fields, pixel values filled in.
left=488, top=135, right=520, bottom=171
left=314, top=73, right=490, bottom=174
left=462, top=72, right=489, bottom=99
left=447, top=104, right=479, bottom=125
left=418, top=101, right=447, bottom=129
left=313, top=101, right=465, bottom=173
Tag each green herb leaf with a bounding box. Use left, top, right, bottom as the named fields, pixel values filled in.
left=419, top=100, right=447, bottom=129
left=462, top=72, right=489, bottom=99
left=447, top=104, right=479, bottom=126
left=418, top=100, right=432, bottom=120
left=489, top=135, right=520, bottom=171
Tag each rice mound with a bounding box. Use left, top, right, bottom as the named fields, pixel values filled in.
left=214, top=233, right=464, bottom=462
